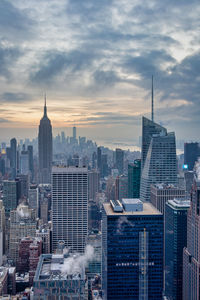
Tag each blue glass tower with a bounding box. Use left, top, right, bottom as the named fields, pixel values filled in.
left=102, top=199, right=163, bottom=299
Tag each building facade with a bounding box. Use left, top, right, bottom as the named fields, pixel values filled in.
left=165, top=199, right=190, bottom=300
left=38, top=98, right=52, bottom=184
left=52, top=166, right=88, bottom=253
left=102, top=199, right=163, bottom=299
left=128, top=159, right=141, bottom=198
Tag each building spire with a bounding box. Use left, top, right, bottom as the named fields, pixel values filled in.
left=44, top=93, right=47, bottom=117
left=151, top=75, right=154, bottom=122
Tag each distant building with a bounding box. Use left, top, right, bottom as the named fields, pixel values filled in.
left=128, top=159, right=141, bottom=198
left=102, top=199, right=163, bottom=299
left=36, top=227, right=51, bottom=254
left=3, top=180, right=18, bottom=217
left=115, top=148, right=124, bottom=175
left=38, top=97, right=52, bottom=184
left=88, top=170, right=100, bottom=201
left=184, top=142, right=200, bottom=171
left=150, top=183, right=186, bottom=214
left=52, top=166, right=88, bottom=253
left=33, top=252, right=87, bottom=299
left=28, top=185, right=39, bottom=217
left=115, top=175, right=128, bottom=201
left=86, top=233, right=101, bottom=279
left=165, top=199, right=190, bottom=300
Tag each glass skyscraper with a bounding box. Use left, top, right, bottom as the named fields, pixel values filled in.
left=165, top=199, right=190, bottom=300
left=128, top=159, right=141, bottom=198
left=102, top=199, right=163, bottom=299
left=140, top=131, right=177, bottom=202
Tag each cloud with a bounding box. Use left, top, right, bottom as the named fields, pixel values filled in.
left=0, top=118, right=12, bottom=123
left=0, top=92, right=32, bottom=103
left=0, top=44, right=21, bottom=78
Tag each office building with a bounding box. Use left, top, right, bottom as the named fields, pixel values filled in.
left=115, top=148, right=124, bottom=175
left=16, top=174, right=29, bottom=199
left=38, top=97, right=53, bottom=184
left=128, top=159, right=141, bottom=198
left=184, top=171, right=194, bottom=196
left=184, top=142, right=200, bottom=171
left=165, top=199, right=190, bottom=300
left=28, top=185, right=38, bottom=217
left=73, top=126, right=77, bottom=140
left=115, top=175, right=128, bottom=201
left=33, top=252, right=87, bottom=299
left=183, top=170, right=200, bottom=300
left=97, top=147, right=102, bottom=175
left=150, top=183, right=186, bottom=214
left=141, top=116, right=167, bottom=169
left=28, top=145, right=34, bottom=181
left=0, top=267, right=8, bottom=296
left=88, top=169, right=100, bottom=201
left=9, top=204, right=37, bottom=263
left=36, top=227, right=51, bottom=254
left=20, top=146, right=29, bottom=175
left=102, top=199, right=163, bottom=299
left=52, top=166, right=88, bottom=253
left=10, top=138, right=17, bottom=179
left=2, top=180, right=18, bottom=217
left=140, top=131, right=177, bottom=202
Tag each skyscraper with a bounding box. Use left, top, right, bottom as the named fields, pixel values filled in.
left=165, top=199, right=189, bottom=300
left=128, top=159, right=141, bottom=198
left=141, top=117, right=167, bottom=170
left=183, top=167, right=200, bottom=300
left=52, top=166, right=88, bottom=253
left=38, top=97, right=52, bottom=184
left=10, top=138, right=17, bottom=179
left=73, top=126, right=76, bottom=140
left=102, top=199, right=163, bottom=299
left=115, top=148, right=124, bottom=175
left=3, top=181, right=18, bottom=218
left=184, top=142, right=200, bottom=171
left=140, top=131, right=177, bottom=202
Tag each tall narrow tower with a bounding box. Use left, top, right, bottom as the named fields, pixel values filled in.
left=151, top=75, right=154, bottom=122
left=38, top=96, right=52, bottom=184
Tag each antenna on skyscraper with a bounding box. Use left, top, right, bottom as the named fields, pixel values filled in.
left=44, top=92, right=47, bottom=116
left=151, top=75, right=154, bottom=122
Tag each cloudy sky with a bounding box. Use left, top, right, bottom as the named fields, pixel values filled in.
left=0, top=0, right=199, bottom=148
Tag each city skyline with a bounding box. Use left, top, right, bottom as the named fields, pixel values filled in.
left=0, top=0, right=199, bottom=145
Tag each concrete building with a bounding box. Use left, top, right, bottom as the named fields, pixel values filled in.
left=115, top=175, right=128, bottom=201
left=150, top=183, right=186, bottom=214
left=28, top=185, right=39, bottom=217
left=52, top=166, right=88, bottom=253
left=115, top=148, right=124, bottom=175
left=88, top=170, right=100, bottom=201
left=33, top=252, right=87, bottom=299
left=9, top=204, right=37, bottom=264
left=102, top=199, right=163, bottom=299
left=0, top=267, right=8, bottom=296
left=36, top=227, right=51, bottom=254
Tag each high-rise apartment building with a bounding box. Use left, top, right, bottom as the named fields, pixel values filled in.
left=165, top=199, right=190, bottom=300
left=52, top=166, right=88, bottom=253
left=141, top=117, right=167, bottom=170
left=38, top=98, right=52, bottom=184
left=184, top=142, right=200, bottom=171
left=128, top=159, right=141, bottom=198
left=102, top=199, right=163, bottom=299
left=150, top=183, right=186, bottom=214
left=183, top=170, right=200, bottom=300
left=115, top=148, right=124, bottom=175
left=140, top=131, right=177, bottom=202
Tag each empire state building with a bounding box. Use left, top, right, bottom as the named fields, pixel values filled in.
left=38, top=97, right=52, bottom=184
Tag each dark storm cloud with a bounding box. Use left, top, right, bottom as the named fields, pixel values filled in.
left=0, top=92, right=32, bottom=103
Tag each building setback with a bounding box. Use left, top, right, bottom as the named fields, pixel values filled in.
left=52, top=166, right=88, bottom=253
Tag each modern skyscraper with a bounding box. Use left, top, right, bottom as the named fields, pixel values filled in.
left=165, top=199, right=190, bottom=300
left=140, top=131, right=177, bottom=202
left=27, top=145, right=34, bottom=182
left=88, top=169, right=100, bottom=201
left=150, top=183, right=186, bottom=214
left=141, top=117, right=167, bottom=170
left=73, top=126, right=77, bottom=140
left=102, top=199, right=163, bottom=299
left=52, top=166, right=88, bottom=253
left=183, top=167, right=200, bottom=300
left=20, top=145, right=29, bottom=175
left=115, top=175, right=128, bottom=201
left=184, top=142, right=200, bottom=171
left=97, top=147, right=102, bottom=175
left=2, top=181, right=18, bottom=218
left=10, top=138, right=17, bottom=179
left=38, top=97, right=52, bottom=184
left=128, top=159, right=141, bottom=198
left=115, top=148, right=124, bottom=175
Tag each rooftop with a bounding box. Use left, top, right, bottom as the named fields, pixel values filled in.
left=152, top=183, right=180, bottom=190
left=52, top=166, right=87, bottom=173
left=103, top=202, right=161, bottom=216
left=167, top=198, right=190, bottom=209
